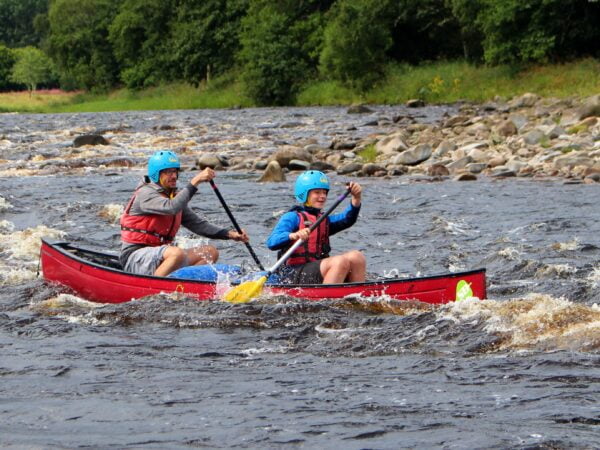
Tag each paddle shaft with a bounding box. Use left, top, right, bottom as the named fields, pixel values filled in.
left=209, top=180, right=265, bottom=271
left=266, top=188, right=352, bottom=276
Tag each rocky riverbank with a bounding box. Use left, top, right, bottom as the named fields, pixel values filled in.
left=229, top=93, right=599, bottom=184
left=1, top=95, right=598, bottom=185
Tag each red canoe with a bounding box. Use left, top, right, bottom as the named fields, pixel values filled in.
left=40, top=239, right=487, bottom=304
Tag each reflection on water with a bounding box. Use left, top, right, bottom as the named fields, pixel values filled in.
left=0, top=108, right=599, bottom=448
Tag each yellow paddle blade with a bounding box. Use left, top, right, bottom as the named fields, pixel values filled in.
left=223, top=276, right=268, bottom=303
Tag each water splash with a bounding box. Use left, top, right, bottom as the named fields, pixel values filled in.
left=98, top=203, right=124, bottom=224
left=441, top=294, right=600, bottom=352
left=0, top=196, right=13, bottom=211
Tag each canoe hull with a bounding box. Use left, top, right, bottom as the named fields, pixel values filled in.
left=40, top=239, right=486, bottom=304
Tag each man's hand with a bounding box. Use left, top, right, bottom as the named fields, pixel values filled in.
left=191, top=167, right=216, bottom=186
left=228, top=229, right=249, bottom=243
left=289, top=228, right=311, bottom=242
left=347, top=181, right=362, bottom=207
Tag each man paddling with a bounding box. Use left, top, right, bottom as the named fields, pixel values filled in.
left=266, top=170, right=366, bottom=284
left=120, top=150, right=248, bottom=277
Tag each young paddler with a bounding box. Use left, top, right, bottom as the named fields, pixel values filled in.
left=266, top=170, right=366, bottom=284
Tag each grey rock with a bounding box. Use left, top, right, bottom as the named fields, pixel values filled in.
left=73, top=134, right=109, bottom=147
left=197, top=154, right=222, bottom=169
left=466, top=163, right=487, bottom=174
left=288, top=159, right=311, bottom=171
left=406, top=99, right=425, bottom=108
left=390, top=144, right=432, bottom=166
left=347, top=104, right=373, bottom=114
left=272, top=146, right=312, bottom=167
left=337, top=162, right=363, bottom=175
left=309, top=161, right=336, bottom=172
left=361, top=163, right=386, bottom=176
left=454, top=173, right=478, bottom=181
left=523, top=129, right=545, bottom=145
left=577, top=94, right=600, bottom=120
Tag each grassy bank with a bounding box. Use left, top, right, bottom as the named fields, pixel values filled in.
left=1, top=58, right=598, bottom=113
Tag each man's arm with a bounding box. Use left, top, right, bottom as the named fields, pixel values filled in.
left=181, top=205, right=231, bottom=239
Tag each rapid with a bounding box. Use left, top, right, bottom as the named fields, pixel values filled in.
left=1, top=107, right=599, bottom=448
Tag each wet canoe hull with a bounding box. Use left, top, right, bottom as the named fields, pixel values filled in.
left=40, top=239, right=487, bottom=304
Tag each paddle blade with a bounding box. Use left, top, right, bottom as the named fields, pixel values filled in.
left=455, top=280, right=473, bottom=302
left=223, top=276, right=267, bottom=303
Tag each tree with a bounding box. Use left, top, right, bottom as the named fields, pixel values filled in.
left=0, top=0, right=48, bottom=48
left=10, top=46, right=53, bottom=95
left=475, top=0, right=600, bottom=65
left=109, top=0, right=177, bottom=89
left=239, top=1, right=320, bottom=105
left=47, top=0, right=120, bottom=91
left=319, top=0, right=394, bottom=90
left=170, top=0, right=249, bottom=86
left=0, top=44, right=17, bottom=90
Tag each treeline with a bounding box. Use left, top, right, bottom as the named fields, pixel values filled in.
left=1, top=0, right=599, bottom=104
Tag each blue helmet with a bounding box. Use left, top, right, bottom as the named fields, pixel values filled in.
left=147, top=150, right=180, bottom=183
left=294, top=170, right=330, bottom=203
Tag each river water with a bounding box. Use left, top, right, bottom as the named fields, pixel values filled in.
left=1, top=107, right=599, bottom=448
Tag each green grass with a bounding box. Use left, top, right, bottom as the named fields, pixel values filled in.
left=2, top=58, right=598, bottom=113
left=298, top=58, right=600, bottom=105
left=46, top=80, right=252, bottom=113
left=356, top=144, right=377, bottom=163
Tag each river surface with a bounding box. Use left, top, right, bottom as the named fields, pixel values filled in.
left=1, top=107, right=599, bottom=448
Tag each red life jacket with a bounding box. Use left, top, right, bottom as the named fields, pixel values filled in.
left=120, top=188, right=182, bottom=246
left=283, top=211, right=330, bottom=266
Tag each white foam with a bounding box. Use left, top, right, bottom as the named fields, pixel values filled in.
left=0, top=225, right=65, bottom=260
left=0, top=196, right=13, bottom=211
left=99, top=203, right=124, bottom=224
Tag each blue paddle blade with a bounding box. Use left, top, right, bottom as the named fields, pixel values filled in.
left=455, top=280, right=474, bottom=302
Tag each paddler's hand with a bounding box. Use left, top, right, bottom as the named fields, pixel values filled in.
left=191, top=167, right=215, bottom=186
left=228, top=229, right=249, bottom=243
left=289, top=228, right=311, bottom=242
left=347, top=181, right=362, bottom=207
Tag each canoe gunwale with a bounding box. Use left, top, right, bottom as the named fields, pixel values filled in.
left=41, top=238, right=487, bottom=291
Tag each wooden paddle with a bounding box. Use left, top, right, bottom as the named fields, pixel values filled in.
left=209, top=180, right=265, bottom=271
left=223, top=187, right=352, bottom=303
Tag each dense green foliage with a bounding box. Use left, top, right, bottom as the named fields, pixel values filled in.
left=0, top=0, right=48, bottom=47
left=0, top=0, right=598, bottom=102
left=47, top=0, right=120, bottom=91
left=0, top=45, right=17, bottom=90
left=320, top=0, right=394, bottom=90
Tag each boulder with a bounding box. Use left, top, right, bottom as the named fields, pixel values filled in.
left=347, top=104, right=373, bottom=114
left=522, top=129, right=545, bottom=145
left=309, top=161, right=336, bottom=172
left=197, top=154, right=222, bottom=169
left=73, top=134, right=109, bottom=147
left=454, top=173, right=478, bottom=181
left=375, top=133, right=409, bottom=155
left=288, top=159, right=311, bottom=171
left=390, top=144, right=432, bottom=166
left=427, top=164, right=450, bottom=176
left=496, top=120, right=518, bottom=137
left=258, top=160, right=286, bottom=182
left=361, top=163, right=386, bottom=176
left=433, top=140, right=456, bottom=158
left=337, top=162, right=363, bottom=175
left=576, top=94, right=600, bottom=120
left=271, top=146, right=312, bottom=168
left=406, top=99, right=425, bottom=108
